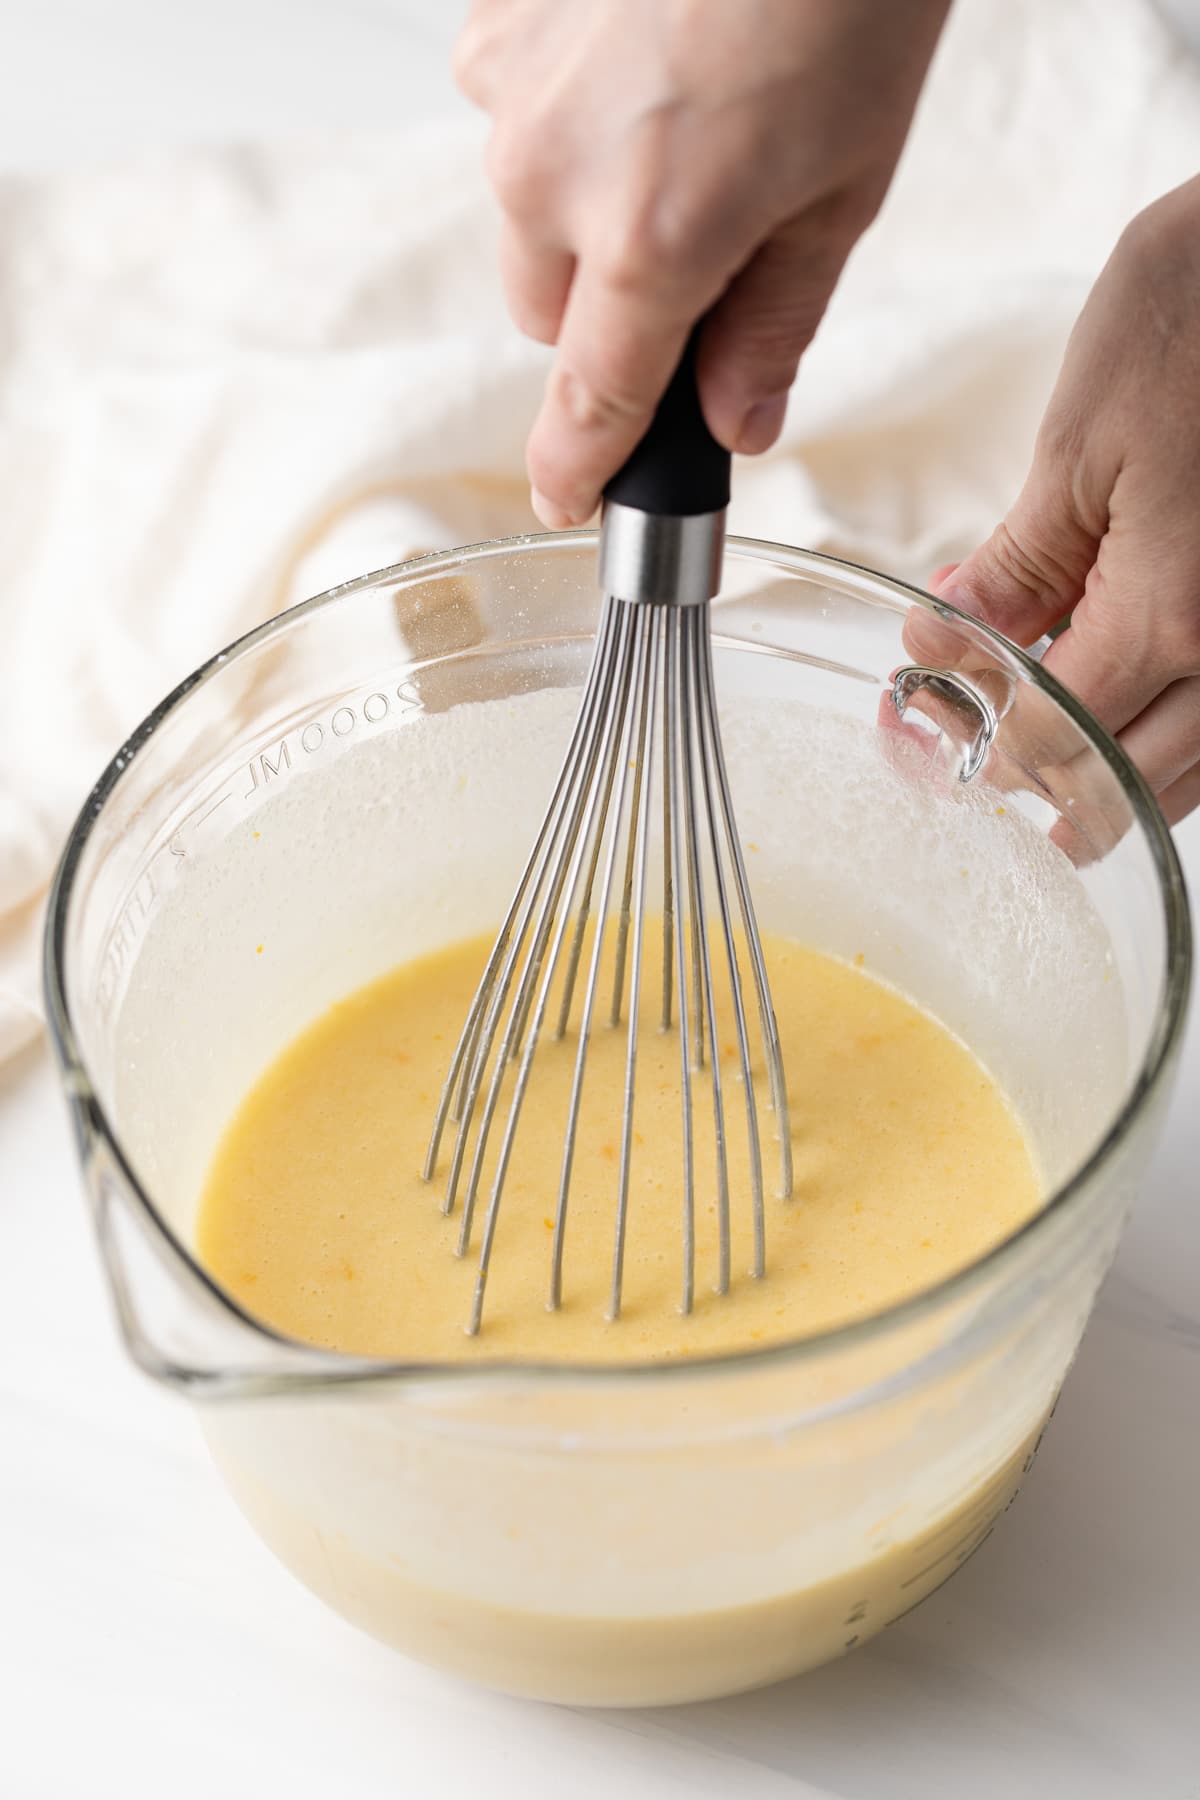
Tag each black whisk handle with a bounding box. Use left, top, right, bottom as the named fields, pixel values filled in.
left=602, top=327, right=731, bottom=520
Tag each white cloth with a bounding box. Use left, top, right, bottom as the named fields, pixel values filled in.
left=2, top=0, right=1198, bottom=1061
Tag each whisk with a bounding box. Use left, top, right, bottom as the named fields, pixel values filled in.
left=424, top=338, right=792, bottom=1333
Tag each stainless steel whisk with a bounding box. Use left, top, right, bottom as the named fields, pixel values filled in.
left=424, top=339, right=792, bottom=1333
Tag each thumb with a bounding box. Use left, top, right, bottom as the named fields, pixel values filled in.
left=937, top=439, right=1102, bottom=646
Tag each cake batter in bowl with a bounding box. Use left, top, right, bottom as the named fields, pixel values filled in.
left=44, top=534, right=1190, bottom=1705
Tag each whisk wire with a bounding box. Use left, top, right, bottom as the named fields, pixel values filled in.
left=698, top=622, right=794, bottom=1203
left=661, top=714, right=675, bottom=1034
left=609, top=642, right=653, bottom=1030
left=690, top=609, right=765, bottom=1280
left=682, top=644, right=708, bottom=1076
left=462, top=605, right=637, bottom=1236
left=554, top=601, right=658, bottom=1310
left=664, top=611, right=696, bottom=1315
left=424, top=599, right=619, bottom=1179
left=609, top=604, right=663, bottom=1320
left=679, top=606, right=732, bottom=1295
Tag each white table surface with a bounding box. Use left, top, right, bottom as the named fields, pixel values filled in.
left=3, top=7, right=1199, bottom=1798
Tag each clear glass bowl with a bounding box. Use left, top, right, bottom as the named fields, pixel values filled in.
left=44, top=534, right=1190, bottom=1705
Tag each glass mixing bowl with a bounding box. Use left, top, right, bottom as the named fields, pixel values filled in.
left=44, top=534, right=1190, bottom=1706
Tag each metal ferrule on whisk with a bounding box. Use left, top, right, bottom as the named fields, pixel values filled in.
left=598, top=502, right=726, bottom=607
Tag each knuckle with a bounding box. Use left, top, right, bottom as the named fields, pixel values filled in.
left=986, top=520, right=1065, bottom=604
left=553, top=362, right=647, bottom=433
left=1072, top=590, right=1179, bottom=699
left=596, top=223, right=659, bottom=298
left=1162, top=598, right=1200, bottom=673
left=450, top=39, right=473, bottom=93
left=810, top=179, right=882, bottom=249
left=451, top=20, right=490, bottom=101
left=597, top=193, right=707, bottom=295
left=1070, top=594, right=1128, bottom=669
left=633, top=195, right=699, bottom=270
left=485, top=127, right=546, bottom=216
left=724, top=311, right=809, bottom=392
left=1033, top=398, right=1087, bottom=472
left=1093, top=544, right=1200, bottom=681
left=587, top=116, right=748, bottom=298
left=1115, top=195, right=1174, bottom=272
left=1112, top=190, right=1200, bottom=314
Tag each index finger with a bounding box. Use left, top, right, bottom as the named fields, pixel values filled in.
left=524, top=261, right=713, bottom=528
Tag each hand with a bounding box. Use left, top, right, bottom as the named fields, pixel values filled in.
left=455, top=0, right=950, bottom=527
left=929, top=175, right=1200, bottom=826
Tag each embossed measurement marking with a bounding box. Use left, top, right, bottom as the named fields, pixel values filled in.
left=238, top=678, right=422, bottom=804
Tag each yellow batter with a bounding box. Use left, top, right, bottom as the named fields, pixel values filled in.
left=195, top=926, right=1050, bottom=1701
left=197, top=925, right=1040, bottom=1362
left=208, top=1421, right=1046, bottom=1705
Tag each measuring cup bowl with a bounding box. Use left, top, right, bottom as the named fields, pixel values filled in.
left=44, top=535, right=1190, bottom=1705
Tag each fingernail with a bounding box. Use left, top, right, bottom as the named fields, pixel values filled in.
left=904, top=582, right=983, bottom=668
left=735, top=393, right=788, bottom=455
left=557, top=368, right=602, bottom=431
left=936, top=582, right=985, bottom=621
left=928, top=562, right=961, bottom=597
left=530, top=488, right=578, bottom=531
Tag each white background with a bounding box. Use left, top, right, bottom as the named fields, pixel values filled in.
left=1, top=4, right=1197, bottom=1798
